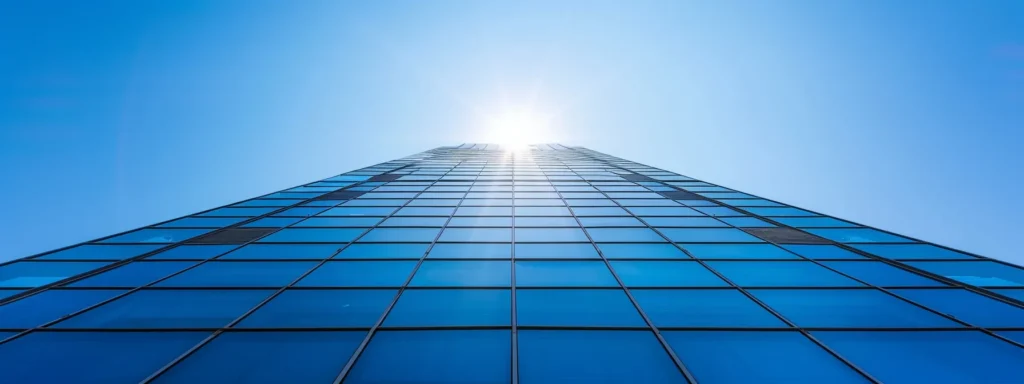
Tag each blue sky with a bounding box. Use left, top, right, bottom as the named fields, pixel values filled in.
left=0, top=0, right=1021, bottom=262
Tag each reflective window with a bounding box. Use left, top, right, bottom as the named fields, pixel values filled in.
left=659, top=228, right=763, bottom=243
left=643, top=217, right=726, bottom=227
left=892, top=289, right=1024, bottom=328
left=239, top=289, right=395, bottom=328
left=273, top=207, right=329, bottom=217
left=743, top=207, right=817, bottom=217
left=611, top=261, right=726, bottom=287
left=297, top=261, right=417, bottom=287
left=693, top=206, right=743, bottom=217
left=36, top=244, right=163, bottom=260
left=719, top=217, right=775, bottom=228
left=70, top=261, right=197, bottom=287
left=99, top=228, right=211, bottom=244
left=517, top=289, right=644, bottom=326
left=155, top=261, right=316, bottom=287
left=219, top=244, right=340, bottom=260
left=410, top=261, right=511, bottom=287
left=319, top=207, right=396, bottom=217
left=807, top=228, right=912, bottom=243
left=429, top=243, right=511, bottom=259
left=454, top=206, right=512, bottom=216
left=515, top=206, right=571, bottom=216
left=578, top=217, right=645, bottom=227
left=156, top=331, right=365, bottom=384
left=587, top=228, right=666, bottom=242
left=53, top=289, right=272, bottom=328
left=378, top=217, right=449, bottom=227
left=905, top=261, right=1024, bottom=287
left=597, top=243, right=689, bottom=259
left=515, top=228, right=589, bottom=242
left=0, top=261, right=112, bottom=288
left=518, top=330, right=684, bottom=384
left=394, top=207, right=456, bottom=216
left=337, top=243, right=428, bottom=259
left=0, top=331, right=208, bottom=384
left=782, top=245, right=866, bottom=259
left=439, top=228, right=512, bottom=242
left=448, top=217, right=512, bottom=227
left=242, top=217, right=303, bottom=228
left=345, top=330, right=510, bottom=384
left=516, top=261, right=618, bottom=287
left=515, top=217, right=579, bottom=227
left=665, top=331, right=866, bottom=384
left=707, top=261, right=864, bottom=287
left=751, top=289, right=959, bottom=327
left=822, top=261, right=945, bottom=287
left=681, top=244, right=797, bottom=259
left=158, top=217, right=247, bottom=228
left=632, top=289, right=784, bottom=327
left=773, top=217, right=858, bottom=228
left=0, top=289, right=124, bottom=328
left=359, top=228, right=442, bottom=242
left=258, top=228, right=364, bottom=243
left=385, top=289, right=510, bottom=326
left=199, top=207, right=276, bottom=217
left=571, top=207, right=631, bottom=216
left=565, top=199, right=617, bottom=207
left=515, top=243, right=599, bottom=259
left=813, top=331, right=1024, bottom=383
left=292, top=217, right=382, bottom=227
left=852, top=244, right=976, bottom=260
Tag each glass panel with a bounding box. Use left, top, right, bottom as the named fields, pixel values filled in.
left=378, top=217, right=449, bottom=227
left=36, top=245, right=164, bottom=260
left=98, top=228, right=211, bottom=243
left=454, top=206, right=512, bottom=216
left=515, top=207, right=571, bottom=216
left=439, top=228, right=512, bottom=242
left=681, top=244, right=797, bottom=259
left=515, top=261, right=618, bottom=287
left=577, top=217, right=645, bottom=227
left=643, top=217, right=726, bottom=227
left=410, top=261, right=511, bottom=287
left=448, top=217, right=513, bottom=227
left=297, top=261, right=417, bottom=287
left=813, top=331, right=1024, bottom=383
left=385, top=289, right=510, bottom=326
left=518, top=330, right=684, bottom=384
left=597, top=243, right=689, bottom=259
left=70, top=261, right=197, bottom=287
left=515, top=243, right=599, bottom=259
left=571, top=207, right=631, bottom=216
left=514, top=217, right=579, bottom=227
left=852, top=244, right=976, bottom=260
left=891, top=289, right=1024, bottom=327
left=0, top=261, right=112, bottom=288
left=822, top=261, right=946, bottom=287
left=394, top=207, right=456, bottom=216
left=218, top=244, right=341, bottom=260
left=515, top=228, right=589, bottom=242
left=773, top=217, right=858, bottom=228
left=0, top=331, right=209, bottom=384
left=665, top=331, right=866, bottom=384
left=782, top=245, right=866, bottom=259
left=52, top=289, right=272, bottom=328
left=155, top=261, right=316, bottom=287
left=905, top=261, right=1024, bottom=287
left=199, top=207, right=276, bottom=217
left=611, top=261, right=727, bottom=287
left=359, top=228, right=442, bottom=242
left=292, top=217, right=382, bottom=227
left=429, top=243, right=511, bottom=259
left=718, top=217, right=775, bottom=228
left=632, top=289, right=785, bottom=327
left=586, top=228, right=666, bottom=242
left=707, top=261, right=864, bottom=287
left=0, top=289, right=124, bottom=328
left=155, top=331, right=365, bottom=384
left=751, top=289, right=959, bottom=327
left=241, top=217, right=303, bottom=228
left=258, top=228, right=364, bottom=243
left=345, top=330, right=510, bottom=384
left=239, top=289, right=395, bottom=328
left=337, top=243, right=428, bottom=259
left=659, top=228, right=762, bottom=243
left=517, top=289, right=644, bottom=326
left=806, top=228, right=913, bottom=243
left=146, top=245, right=237, bottom=260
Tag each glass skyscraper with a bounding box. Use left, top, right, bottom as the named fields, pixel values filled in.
left=1, top=144, right=1023, bottom=383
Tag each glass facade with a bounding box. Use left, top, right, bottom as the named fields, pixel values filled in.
left=1, top=143, right=1023, bottom=383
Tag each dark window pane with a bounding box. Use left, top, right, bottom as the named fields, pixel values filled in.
left=851, top=244, right=976, bottom=260
left=147, top=245, right=237, bottom=260
left=821, top=261, right=945, bottom=287
left=36, top=245, right=163, bottom=260
left=659, top=228, right=762, bottom=243
left=905, top=261, right=1024, bottom=287
left=155, top=331, right=365, bottom=384
left=155, top=261, right=317, bottom=287
left=385, top=289, right=510, bottom=326
left=751, top=289, right=959, bottom=327
left=337, top=243, right=429, bottom=259
left=258, top=228, right=364, bottom=243
left=517, top=289, right=644, bottom=326
left=52, top=289, right=272, bottom=328
left=782, top=245, right=866, bottom=259
left=297, top=261, right=417, bottom=287
left=707, top=261, right=863, bottom=287
left=239, top=289, right=395, bottom=328
left=892, top=289, right=1024, bottom=328
left=0, top=261, right=113, bottom=288
left=681, top=244, right=797, bottom=259
left=241, top=217, right=304, bottom=228
left=518, top=330, right=684, bottom=384
left=345, top=330, right=510, bottom=384
left=70, top=261, right=197, bottom=287
left=632, top=289, right=785, bottom=327
left=0, top=289, right=124, bottom=328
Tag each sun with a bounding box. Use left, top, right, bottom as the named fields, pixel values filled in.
left=484, top=107, right=553, bottom=152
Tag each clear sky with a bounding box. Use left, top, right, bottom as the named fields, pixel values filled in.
left=1, top=0, right=1022, bottom=263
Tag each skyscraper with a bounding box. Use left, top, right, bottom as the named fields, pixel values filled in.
left=1, top=144, right=1022, bottom=383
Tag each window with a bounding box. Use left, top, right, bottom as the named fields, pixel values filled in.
left=515, top=243, right=599, bottom=259
left=642, top=217, right=726, bottom=227
left=258, top=228, right=364, bottom=243
left=664, top=331, right=865, bottom=384
left=394, top=207, right=456, bottom=216
left=782, top=245, right=865, bottom=259
left=429, top=243, right=511, bottom=259
left=773, top=217, right=858, bottom=228
left=891, top=289, right=1024, bottom=328
left=407, top=198, right=462, bottom=206
left=218, top=244, right=341, bottom=260
left=681, top=244, right=798, bottom=259
left=587, top=228, right=666, bottom=242
left=692, top=206, right=743, bottom=217
left=454, top=206, right=512, bottom=216
left=632, top=289, right=784, bottom=327
left=851, top=244, right=976, bottom=260
left=0, top=331, right=209, bottom=384
left=0, top=289, right=124, bottom=328
left=155, top=261, right=316, bottom=287
left=518, top=330, right=684, bottom=384
left=615, top=199, right=680, bottom=207
left=517, top=289, right=644, bottom=326
left=36, top=244, right=164, bottom=260
left=611, top=261, right=726, bottom=287
left=516, top=261, right=618, bottom=287
left=571, top=207, right=631, bottom=216
left=821, top=261, right=945, bottom=287
left=515, top=217, right=579, bottom=227
left=719, top=217, right=775, bottom=228
left=806, top=228, right=912, bottom=243
left=565, top=199, right=617, bottom=207
left=448, top=217, right=513, bottom=227
left=236, top=199, right=301, bottom=207
left=515, top=228, right=589, bottom=242
left=905, top=261, right=1024, bottom=287
left=628, top=207, right=704, bottom=217
left=384, top=289, right=510, bottom=326
left=410, top=261, right=511, bottom=287
left=241, top=217, right=303, bottom=228
left=292, top=217, right=382, bottom=227
left=743, top=207, right=817, bottom=217
left=345, top=330, right=509, bottom=384
left=273, top=207, right=329, bottom=217
left=515, top=206, right=571, bottom=216
left=597, top=243, right=689, bottom=259
left=319, top=207, right=396, bottom=217
left=239, top=289, right=395, bottom=328
left=0, top=261, right=113, bottom=288
left=439, top=228, right=512, bottom=242
left=199, top=207, right=276, bottom=217
left=70, top=261, right=197, bottom=288
left=577, top=217, right=644, bottom=227
left=659, top=228, right=762, bottom=243
left=812, top=331, right=1024, bottom=383
left=337, top=243, right=429, bottom=259
left=751, top=289, right=958, bottom=327
left=707, top=261, right=863, bottom=287
left=156, top=331, right=365, bottom=383
left=297, top=261, right=417, bottom=287
left=99, top=228, right=212, bottom=244
left=515, top=198, right=565, bottom=206
left=52, top=289, right=272, bottom=328
left=379, top=217, right=449, bottom=227
left=359, top=228, right=442, bottom=243
left=157, top=217, right=247, bottom=228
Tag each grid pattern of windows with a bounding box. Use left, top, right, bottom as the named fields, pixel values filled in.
left=1, top=143, right=1023, bottom=383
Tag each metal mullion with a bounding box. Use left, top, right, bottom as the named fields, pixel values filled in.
left=510, top=156, right=520, bottom=384
left=330, top=161, right=467, bottom=384
left=550, top=165, right=700, bottom=384
left=565, top=160, right=883, bottom=384
left=139, top=168, right=460, bottom=383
